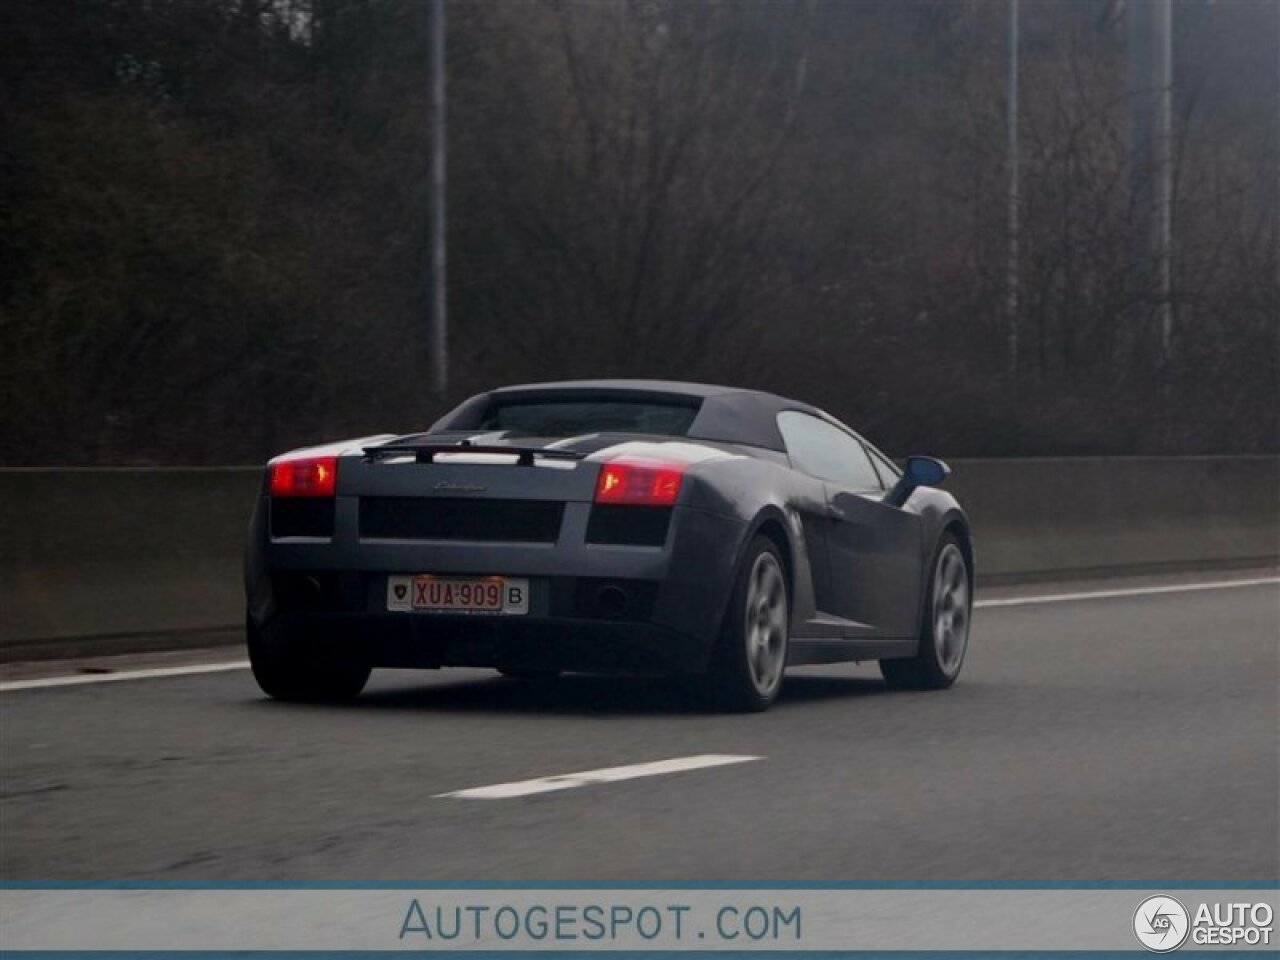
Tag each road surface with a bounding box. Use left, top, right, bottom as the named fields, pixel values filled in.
left=2, top=575, right=1276, bottom=880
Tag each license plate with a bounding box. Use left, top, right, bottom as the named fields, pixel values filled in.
left=386, top=575, right=529, bottom=615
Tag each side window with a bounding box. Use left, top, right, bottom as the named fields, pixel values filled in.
left=777, top=411, right=883, bottom=491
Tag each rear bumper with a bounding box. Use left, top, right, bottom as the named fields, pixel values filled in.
left=246, top=499, right=748, bottom=674
left=257, top=611, right=711, bottom=674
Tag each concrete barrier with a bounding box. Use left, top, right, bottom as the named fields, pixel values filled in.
left=946, top=456, right=1280, bottom=581
left=0, top=468, right=261, bottom=660
left=1, top=458, right=1276, bottom=660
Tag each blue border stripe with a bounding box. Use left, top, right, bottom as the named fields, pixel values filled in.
left=1, top=880, right=1274, bottom=890
left=0, top=953, right=1250, bottom=959
left=0, top=953, right=1244, bottom=959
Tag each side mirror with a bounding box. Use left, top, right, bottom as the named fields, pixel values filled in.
left=884, top=455, right=950, bottom=508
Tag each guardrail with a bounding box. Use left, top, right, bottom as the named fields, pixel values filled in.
left=2, top=457, right=1276, bottom=660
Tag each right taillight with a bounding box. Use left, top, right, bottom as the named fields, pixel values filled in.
left=594, top=458, right=685, bottom=506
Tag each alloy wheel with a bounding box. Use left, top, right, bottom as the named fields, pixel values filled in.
left=932, top=542, right=970, bottom=676
left=744, top=551, right=788, bottom=696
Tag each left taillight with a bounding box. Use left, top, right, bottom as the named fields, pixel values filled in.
left=268, top=455, right=338, bottom=498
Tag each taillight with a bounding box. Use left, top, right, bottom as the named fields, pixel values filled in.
left=594, top=458, right=685, bottom=506
left=269, top=455, right=338, bottom=497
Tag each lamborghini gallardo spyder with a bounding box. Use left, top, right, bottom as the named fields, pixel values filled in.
left=245, top=380, right=973, bottom=711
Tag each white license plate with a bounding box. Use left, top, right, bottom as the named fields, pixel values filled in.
left=386, top=575, right=529, bottom=615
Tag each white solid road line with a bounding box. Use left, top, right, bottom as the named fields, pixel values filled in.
left=434, top=754, right=762, bottom=799
left=1, top=575, right=1276, bottom=694
left=0, top=660, right=249, bottom=693
left=973, top=576, right=1279, bottom=609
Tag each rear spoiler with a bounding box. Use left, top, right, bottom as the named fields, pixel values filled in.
left=363, top=440, right=585, bottom=466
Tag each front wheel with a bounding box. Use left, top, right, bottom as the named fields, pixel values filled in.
left=247, top=618, right=371, bottom=702
left=704, top=537, right=790, bottom=712
left=880, top=534, right=971, bottom=690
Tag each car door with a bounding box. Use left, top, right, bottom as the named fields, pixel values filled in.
left=777, top=411, right=924, bottom=638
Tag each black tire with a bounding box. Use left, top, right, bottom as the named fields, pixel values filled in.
left=247, top=617, right=371, bottom=702
left=704, top=536, right=790, bottom=712
left=880, top=532, right=971, bottom=690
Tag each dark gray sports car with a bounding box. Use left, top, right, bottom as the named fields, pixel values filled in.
left=245, top=380, right=973, bottom=711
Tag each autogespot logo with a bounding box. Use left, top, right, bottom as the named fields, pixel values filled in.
left=1133, top=895, right=1191, bottom=953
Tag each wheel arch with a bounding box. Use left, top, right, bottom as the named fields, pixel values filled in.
left=940, top=510, right=975, bottom=582
left=718, top=504, right=803, bottom=633
left=751, top=513, right=794, bottom=596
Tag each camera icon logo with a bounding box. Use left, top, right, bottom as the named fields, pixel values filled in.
left=1133, top=895, right=1190, bottom=953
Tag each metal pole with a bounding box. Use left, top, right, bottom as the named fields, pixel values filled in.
left=1128, top=0, right=1152, bottom=313
left=1006, top=0, right=1020, bottom=374
left=428, top=0, right=448, bottom=396
left=1154, top=0, right=1173, bottom=357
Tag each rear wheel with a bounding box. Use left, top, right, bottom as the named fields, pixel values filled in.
left=880, top=533, right=970, bottom=690
left=705, top=537, right=789, bottom=712
left=247, top=618, right=371, bottom=702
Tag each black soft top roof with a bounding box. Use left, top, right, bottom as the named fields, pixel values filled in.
left=431, top=379, right=826, bottom=452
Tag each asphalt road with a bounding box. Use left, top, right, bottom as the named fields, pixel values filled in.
left=2, top=577, right=1277, bottom=881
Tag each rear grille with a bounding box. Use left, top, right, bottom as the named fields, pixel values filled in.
left=359, top=497, right=564, bottom=543
left=586, top=506, right=672, bottom=546
left=271, top=498, right=336, bottom=538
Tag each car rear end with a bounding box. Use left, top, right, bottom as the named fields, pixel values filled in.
left=245, top=437, right=746, bottom=676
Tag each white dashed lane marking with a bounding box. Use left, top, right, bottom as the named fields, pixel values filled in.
left=433, top=755, right=762, bottom=799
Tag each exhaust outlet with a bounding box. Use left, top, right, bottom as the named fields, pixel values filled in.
left=595, top=585, right=631, bottom=620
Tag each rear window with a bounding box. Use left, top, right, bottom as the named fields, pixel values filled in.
left=477, top=400, right=699, bottom=438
